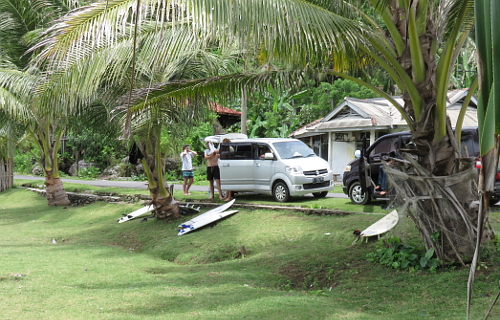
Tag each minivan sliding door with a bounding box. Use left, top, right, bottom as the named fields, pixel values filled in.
left=219, top=143, right=254, bottom=191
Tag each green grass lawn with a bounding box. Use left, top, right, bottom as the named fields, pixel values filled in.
left=1, top=187, right=500, bottom=319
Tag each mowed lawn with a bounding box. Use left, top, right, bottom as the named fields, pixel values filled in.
left=1, top=187, right=500, bottom=320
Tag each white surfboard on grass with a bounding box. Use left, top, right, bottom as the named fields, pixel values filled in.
left=361, top=209, right=399, bottom=239
left=178, top=199, right=236, bottom=235
left=118, top=205, right=154, bottom=223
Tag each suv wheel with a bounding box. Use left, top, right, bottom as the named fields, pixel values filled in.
left=312, top=191, right=328, bottom=198
left=348, top=181, right=371, bottom=205
left=273, top=182, right=290, bottom=202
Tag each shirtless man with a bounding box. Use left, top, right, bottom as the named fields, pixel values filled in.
left=204, top=141, right=222, bottom=199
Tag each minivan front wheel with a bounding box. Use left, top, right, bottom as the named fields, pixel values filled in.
left=273, top=182, right=290, bottom=202
left=348, top=181, right=371, bottom=205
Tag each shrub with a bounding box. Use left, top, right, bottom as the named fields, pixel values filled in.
left=14, top=151, right=36, bottom=174
left=366, top=236, right=441, bottom=272
left=77, top=166, right=101, bottom=179
left=194, top=165, right=207, bottom=182
left=164, top=169, right=182, bottom=181
left=131, top=174, right=147, bottom=181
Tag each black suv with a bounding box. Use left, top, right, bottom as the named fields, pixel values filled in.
left=342, top=128, right=480, bottom=205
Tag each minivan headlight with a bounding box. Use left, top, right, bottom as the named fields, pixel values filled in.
left=286, top=165, right=302, bottom=174
left=345, top=165, right=351, bottom=172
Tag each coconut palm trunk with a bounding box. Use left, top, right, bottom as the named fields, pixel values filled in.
left=133, top=123, right=180, bottom=220
left=142, top=159, right=180, bottom=220
left=32, top=125, right=71, bottom=206
left=44, top=172, right=71, bottom=206
left=0, top=124, right=15, bottom=192
left=0, top=158, right=13, bottom=192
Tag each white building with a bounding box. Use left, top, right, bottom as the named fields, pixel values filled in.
left=290, top=89, right=478, bottom=180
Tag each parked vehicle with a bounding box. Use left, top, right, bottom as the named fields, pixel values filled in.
left=342, top=127, right=481, bottom=205
left=214, top=137, right=334, bottom=202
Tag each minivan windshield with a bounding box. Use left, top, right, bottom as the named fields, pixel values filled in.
left=273, top=141, right=316, bottom=159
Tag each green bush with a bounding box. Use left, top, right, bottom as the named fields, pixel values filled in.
left=164, top=169, right=182, bottom=181
left=366, top=236, right=441, bottom=272
left=131, top=174, right=147, bottom=181
left=76, top=166, right=101, bottom=179
left=14, top=151, right=35, bottom=174
left=194, top=165, right=207, bottom=182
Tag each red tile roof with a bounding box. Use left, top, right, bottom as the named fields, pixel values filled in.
left=210, top=102, right=241, bottom=116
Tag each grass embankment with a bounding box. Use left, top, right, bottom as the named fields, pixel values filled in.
left=1, top=187, right=500, bottom=319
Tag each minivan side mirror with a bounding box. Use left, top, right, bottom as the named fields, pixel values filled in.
left=354, top=150, right=361, bottom=158
left=264, top=152, right=274, bottom=160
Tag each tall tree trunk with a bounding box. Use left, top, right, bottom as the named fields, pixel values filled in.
left=44, top=170, right=71, bottom=206
left=385, top=155, right=486, bottom=263
left=140, top=141, right=180, bottom=220
left=34, top=125, right=71, bottom=206
left=0, top=158, right=13, bottom=192
left=150, top=183, right=180, bottom=220
left=146, top=173, right=180, bottom=219
left=241, top=89, right=247, bottom=135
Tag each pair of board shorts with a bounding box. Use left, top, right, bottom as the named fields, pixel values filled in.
left=207, top=166, right=221, bottom=180
left=182, top=170, right=194, bottom=178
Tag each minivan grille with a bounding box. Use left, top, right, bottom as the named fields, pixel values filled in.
left=303, top=181, right=330, bottom=190
left=303, top=169, right=328, bottom=176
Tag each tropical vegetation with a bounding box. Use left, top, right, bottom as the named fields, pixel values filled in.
left=24, top=0, right=487, bottom=262
left=0, top=0, right=497, bottom=265
left=0, top=0, right=96, bottom=205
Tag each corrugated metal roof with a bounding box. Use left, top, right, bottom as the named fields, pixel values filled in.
left=290, top=88, right=477, bottom=138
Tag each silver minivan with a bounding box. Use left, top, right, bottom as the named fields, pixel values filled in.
left=213, top=136, right=334, bottom=202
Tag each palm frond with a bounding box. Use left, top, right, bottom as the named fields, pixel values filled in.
left=30, top=0, right=369, bottom=71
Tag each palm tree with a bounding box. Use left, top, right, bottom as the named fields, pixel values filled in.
left=119, top=39, right=245, bottom=219
left=29, top=0, right=485, bottom=259
left=48, top=22, right=246, bottom=218
left=0, top=0, right=93, bottom=204
left=0, top=67, right=74, bottom=205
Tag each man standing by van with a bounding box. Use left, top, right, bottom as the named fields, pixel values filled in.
left=204, top=141, right=223, bottom=199
left=181, top=144, right=198, bottom=195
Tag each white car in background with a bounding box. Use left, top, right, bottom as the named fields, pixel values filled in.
left=206, top=135, right=333, bottom=202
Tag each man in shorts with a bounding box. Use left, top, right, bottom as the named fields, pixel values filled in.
left=180, top=144, right=198, bottom=195
left=204, top=141, right=223, bottom=199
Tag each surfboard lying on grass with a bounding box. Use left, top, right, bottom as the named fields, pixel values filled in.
left=361, top=209, right=399, bottom=239
left=118, top=203, right=202, bottom=223
left=178, top=199, right=236, bottom=235
left=118, top=205, right=154, bottom=223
